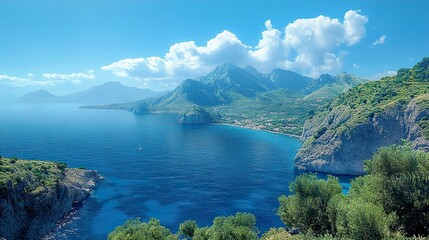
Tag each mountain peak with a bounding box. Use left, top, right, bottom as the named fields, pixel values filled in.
left=243, top=65, right=261, bottom=76
left=101, top=81, right=124, bottom=87
left=214, top=62, right=241, bottom=72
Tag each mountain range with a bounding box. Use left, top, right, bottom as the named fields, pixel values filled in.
left=18, top=82, right=162, bottom=104
left=147, top=63, right=367, bottom=113
left=93, top=63, right=368, bottom=135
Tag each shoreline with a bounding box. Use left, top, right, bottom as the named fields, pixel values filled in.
left=213, top=122, right=302, bottom=139
left=79, top=105, right=303, bottom=139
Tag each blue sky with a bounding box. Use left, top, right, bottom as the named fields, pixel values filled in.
left=0, top=0, right=428, bottom=94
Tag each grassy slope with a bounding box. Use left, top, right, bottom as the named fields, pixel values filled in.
left=305, top=58, right=429, bottom=141
left=0, top=157, right=67, bottom=194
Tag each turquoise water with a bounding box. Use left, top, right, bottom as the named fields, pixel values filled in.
left=0, top=104, right=352, bottom=239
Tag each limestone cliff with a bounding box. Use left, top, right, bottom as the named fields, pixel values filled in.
left=295, top=58, right=429, bottom=175
left=296, top=100, right=429, bottom=175
left=0, top=159, right=101, bottom=240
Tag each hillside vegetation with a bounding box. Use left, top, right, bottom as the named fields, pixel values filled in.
left=295, top=58, right=429, bottom=175
left=0, top=156, right=100, bottom=240
left=0, top=156, right=66, bottom=194
left=307, top=58, right=429, bottom=138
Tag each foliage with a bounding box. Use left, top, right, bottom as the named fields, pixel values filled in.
left=108, top=218, right=177, bottom=240
left=0, top=157, right=67, bottom=194
left=350, top=145, right=429, bottom=236
left=303, top=57, right=429, bottom=145
left=278, top=174, right=342, bottom=235
left=314, top=127, right=327, bottom=139
left=335, top=198, right=396, bottom=239
left=110, top=213, right=258, bottom=240
left=260, top=228, right=291, bottom=240
left=197, top=213, right=259, bottom=240
left=180, top=220, right=198, bottom=238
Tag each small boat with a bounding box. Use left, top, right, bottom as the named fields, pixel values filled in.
left=137, top=144, right=143, bottom=151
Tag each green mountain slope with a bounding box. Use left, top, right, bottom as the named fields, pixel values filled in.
left=304, top=72, right=368, bottom=101
left=296, top=57, right=429, bottom=175
left=96, top=64, right=368, bottom=135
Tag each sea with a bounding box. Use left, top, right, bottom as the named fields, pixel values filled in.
left=0, top=104, right=353, bottom=239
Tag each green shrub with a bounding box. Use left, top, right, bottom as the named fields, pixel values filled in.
left=261, top=228, right=291, bottom=240
left=278, top=174, right=342, bottom=235
left=335, top=198, right=396, bottom=239
left=179, top=220, right=197, bottom=238
left=108, top=218, right=177, bottom=240
left=350, top=145, right=429, bottom=236
left=56, top=162, right=67, bottom=171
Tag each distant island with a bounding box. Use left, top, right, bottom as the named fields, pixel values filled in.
left=0, top=156, right=101, bottom=239
left=18, top=81, right=164, bottom=105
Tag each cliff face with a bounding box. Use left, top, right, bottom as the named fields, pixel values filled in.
left=0, top=168, right=101, bottom=240
left=295, top=100, right=429, bottom=175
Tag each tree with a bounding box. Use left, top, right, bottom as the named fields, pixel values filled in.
left=350, top=145, right=429, bottom=236
left=335, top=198, right=396, bottom=239
left=179, top=220, right=198, bottom=238
left=107, top=218, right=177, bottom=240
left=193, top=213, right=259, bottom=240
left=278, top=174, right=342, bottom=236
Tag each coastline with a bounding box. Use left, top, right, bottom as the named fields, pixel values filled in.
left=78, top=105, right=303, bottom=139
left=213, top=122, right=302, bottom=139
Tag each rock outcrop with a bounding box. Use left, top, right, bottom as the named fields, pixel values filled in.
left=0, top=168, right=101, bottom=240
left=295, top=57, right=429, bottom=175
left=295, top=99, right=429, bottom=175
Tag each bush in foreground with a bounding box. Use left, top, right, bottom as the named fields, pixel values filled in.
left=278, top=174, right=342, bottom=235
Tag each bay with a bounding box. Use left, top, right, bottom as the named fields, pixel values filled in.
left=0, top=104, right=352, bottom=239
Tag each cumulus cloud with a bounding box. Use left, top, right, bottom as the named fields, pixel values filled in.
left=42, top=69, right=96, bottom=80
left=102, top=10, right=368, bottom=83
left=373, top=35, right=387, bottom=46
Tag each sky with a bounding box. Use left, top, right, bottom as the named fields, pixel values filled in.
left=0, top=0, right=428, bottom=94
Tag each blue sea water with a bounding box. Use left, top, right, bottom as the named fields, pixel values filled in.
left=0, top=104, right=353, bottom=239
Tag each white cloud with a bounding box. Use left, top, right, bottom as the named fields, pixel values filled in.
left=353, top=63, right=360, bottom=68
left=373, top=35, right=387, bottom=46
left=343, top=10, right=369, bottom=45
left=369, top=70, right=397, bottom=80
left=102, top=10, right=368, bottom=84
left=0, top=74, right=57, bottom=87
left=0, top=70, right=96, bottom=87
left=42, top=69, right=96, bottom=80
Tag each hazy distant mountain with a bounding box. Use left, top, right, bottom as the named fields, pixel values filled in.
left=18, top=82, right=162, bottom=104
left=18, top=90, right=59, bottom=103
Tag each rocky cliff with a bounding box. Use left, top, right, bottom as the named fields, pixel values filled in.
left=295, top=58, right=429, bottom=175
left=296, top=100, right=429, bottom=175
left=0, top=158, right=101, bottom=240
